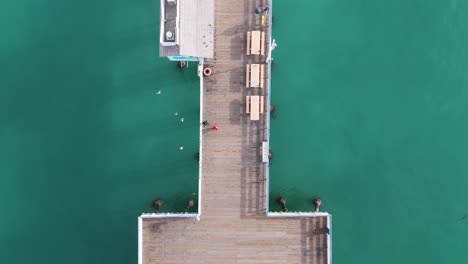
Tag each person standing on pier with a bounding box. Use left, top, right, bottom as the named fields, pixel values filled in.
left=211, top=125, right=219, bottom=131
left=202, top=120, right=209, bottom=127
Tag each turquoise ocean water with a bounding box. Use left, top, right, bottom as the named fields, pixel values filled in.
left=1, top=0, right=468, bottom=264
left=270, top=0, right=468, bottom=263
left=0, top=1, right=198, bottom=263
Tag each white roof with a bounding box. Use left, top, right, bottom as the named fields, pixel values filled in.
left=178, top=0, right=214, bottom=58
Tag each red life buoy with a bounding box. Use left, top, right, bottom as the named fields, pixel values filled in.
left=203, top=67, right=212, bottom=76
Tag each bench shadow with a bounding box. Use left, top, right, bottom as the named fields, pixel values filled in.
left=229, top=66, right=244, bottom=93
left=229, top=99, right=241, bottom=125
left=230, top=35, right=243, bottom=61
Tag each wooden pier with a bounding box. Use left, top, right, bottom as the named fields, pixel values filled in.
left=141, top=1, right=329, bottom=263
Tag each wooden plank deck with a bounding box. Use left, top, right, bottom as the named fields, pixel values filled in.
left=143, top=217, right=329, bottom=264
left=142, top=1, right=329, bottom=263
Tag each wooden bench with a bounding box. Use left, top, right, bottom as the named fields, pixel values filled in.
left=246, top=31, right=265, bottom=55
left=246, top=64, right=265, bottom=88
left=246, top=96, right=264, bottom=120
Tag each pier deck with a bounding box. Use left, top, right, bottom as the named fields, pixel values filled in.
left=142, top=1, right=329, bottom=263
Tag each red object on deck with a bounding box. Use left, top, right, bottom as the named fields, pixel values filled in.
left=211, top=125, right=219, bottom=131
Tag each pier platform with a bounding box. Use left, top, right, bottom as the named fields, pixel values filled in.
left=140, top=1, right=330, bottom=263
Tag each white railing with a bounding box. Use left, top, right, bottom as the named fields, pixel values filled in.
left=327, top=214, right=332, bottom=264
left=138, top=217, right=142, bottom=264
left=264, top=0, right=274, bottom=214
left=198, top=59, right=204, bottom=217
left=140, top=213, right=199, bottom=218
left=267, top=212, right=330, bottom=217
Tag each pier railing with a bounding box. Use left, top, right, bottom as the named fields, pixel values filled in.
left=138, top=217, right=142, bottom=264
left=328, top=214, right=333, bottom=264
left=267, top=212, right=330, bottom=217
left=197, top=60, right=204, bottom=218
left=264, top=0, right=273, bottom=214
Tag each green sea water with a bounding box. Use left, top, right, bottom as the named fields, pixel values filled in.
left=270, top=0, right=468, bottom=263
left=0, top=1, right=198, bottom=263
left=2, top=0, right=468, bottom=263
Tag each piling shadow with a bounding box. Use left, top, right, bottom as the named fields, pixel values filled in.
left=298, top=214, right=330, bottom=263
left=147, top=218, right=196, bottom=233
left=239, top=94, right=267, bottom=218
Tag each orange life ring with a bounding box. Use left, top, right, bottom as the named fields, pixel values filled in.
left=203, top=67, right=212, bottom=76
